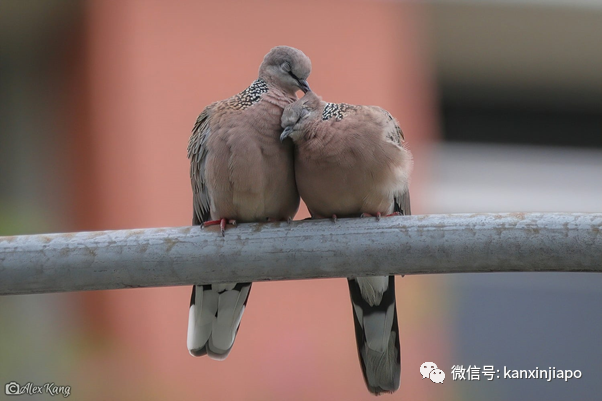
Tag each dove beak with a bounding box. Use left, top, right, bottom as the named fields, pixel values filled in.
left=297, top=79, right=310, bottom=94
left=280, top=126, right=293, bottom=143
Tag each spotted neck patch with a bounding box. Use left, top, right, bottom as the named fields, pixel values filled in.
left=322, top=102, right=355, bottom=121
left=228, top=79, right=269, bottom=110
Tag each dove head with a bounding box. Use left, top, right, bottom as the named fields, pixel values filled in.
left=259, top=46, right=311, bottom=96
left=280, top=91, right=322, bottom=143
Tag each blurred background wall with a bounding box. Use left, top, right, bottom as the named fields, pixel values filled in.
left=0, top=0, right=600, bottom=400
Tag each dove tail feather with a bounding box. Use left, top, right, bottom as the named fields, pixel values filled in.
left=187, top=283, right=252, bottom=360
left=348, top=276, right=401, bottom=394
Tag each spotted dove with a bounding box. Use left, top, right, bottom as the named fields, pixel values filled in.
left=281, top=90, right=412, bottom=394
left=187, top=46, right=311, bottom=360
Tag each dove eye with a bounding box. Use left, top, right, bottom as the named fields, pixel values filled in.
left=288, top=71, right=300, bottom=82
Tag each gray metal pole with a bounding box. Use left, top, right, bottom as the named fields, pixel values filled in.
left=0, top=213, right=600, bottom=296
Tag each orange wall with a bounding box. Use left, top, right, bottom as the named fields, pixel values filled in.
left=82, top=1, right=443, bottom=399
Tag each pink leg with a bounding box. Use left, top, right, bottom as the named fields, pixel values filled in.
left=360, top=211, right=402, bottom=221
left=202, top=218, right=237, bottom=236
left=360, top=212, right=382, bottom=221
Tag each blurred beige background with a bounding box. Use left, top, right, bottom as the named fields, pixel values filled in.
left=0, top=1, right=600, bottom=400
